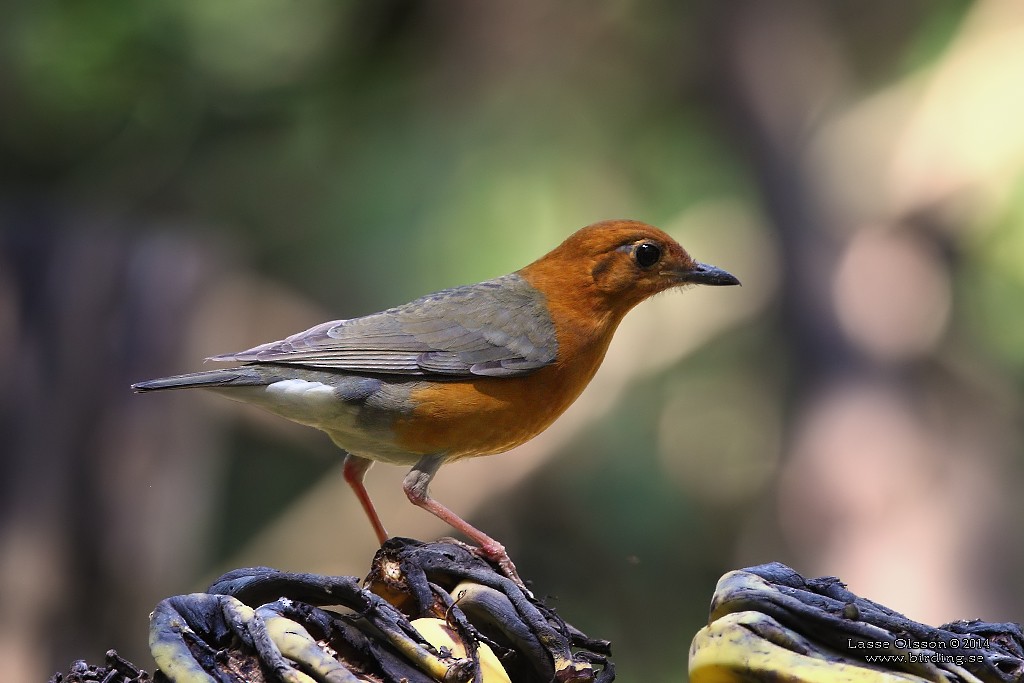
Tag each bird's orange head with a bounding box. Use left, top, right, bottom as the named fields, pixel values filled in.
left=519, top=219, right=740, bottom=318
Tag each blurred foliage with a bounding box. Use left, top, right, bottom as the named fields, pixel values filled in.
left=214, top=429, right=336, bottom=560
left=2, top=1, right=755, bottom=300
left=963, top=176, right=1024, bottom=372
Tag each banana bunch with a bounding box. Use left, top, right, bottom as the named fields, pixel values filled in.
left=689, top=563, right=1024, bottom=683
left=149, top=538, right=613, bottom=683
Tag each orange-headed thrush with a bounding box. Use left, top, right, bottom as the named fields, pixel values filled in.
left=132, top=220, right=740, bottom=584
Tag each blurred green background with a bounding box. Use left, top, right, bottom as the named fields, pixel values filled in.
left=4, top=1, right=1024, bottom=681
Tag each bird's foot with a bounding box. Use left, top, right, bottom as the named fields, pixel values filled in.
left=475, top=539, right=528, bottom=591
left=439, top=536, right=529, bottom=592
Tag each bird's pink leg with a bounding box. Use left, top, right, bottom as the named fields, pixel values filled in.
left=342, top=454, right=389, bottom=546
left=403, top=455, right=525, bottom=588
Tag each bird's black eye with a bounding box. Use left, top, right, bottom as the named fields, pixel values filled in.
left=634, top=242, right=662, bottom=268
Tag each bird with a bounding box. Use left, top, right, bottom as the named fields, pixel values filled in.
left=132, top=219, right=740, bottom=585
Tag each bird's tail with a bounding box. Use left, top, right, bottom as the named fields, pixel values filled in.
left=131, top=368, right=270, bottom=392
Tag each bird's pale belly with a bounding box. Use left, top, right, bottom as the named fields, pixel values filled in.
left=209, top=379, right=421, bottom=466
left=210, top=349, right=603, bottom=466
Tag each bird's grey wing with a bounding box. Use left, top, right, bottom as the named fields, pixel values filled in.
left=207, top=273, right=558, bottom=378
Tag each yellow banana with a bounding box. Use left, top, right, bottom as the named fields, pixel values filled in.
left=411, top=617, right=511, bottom=683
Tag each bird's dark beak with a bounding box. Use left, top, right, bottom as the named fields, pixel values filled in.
left=678, top=261, right=741, bottom=286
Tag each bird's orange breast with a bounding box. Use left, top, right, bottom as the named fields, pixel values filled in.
left=392, top=258, right=629, bottom=459
left=393, top=325, right=613, bottom=459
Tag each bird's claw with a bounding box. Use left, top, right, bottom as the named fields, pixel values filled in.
left=492, top=554, right=527, bottom=593
left=437, top=536, right=530, bottom=594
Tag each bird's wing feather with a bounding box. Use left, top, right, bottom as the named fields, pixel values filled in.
left=207, top=273, right=558, bottom=378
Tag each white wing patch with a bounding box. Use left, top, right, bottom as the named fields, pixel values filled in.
left=266, top=378, right=337, bottom=401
